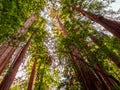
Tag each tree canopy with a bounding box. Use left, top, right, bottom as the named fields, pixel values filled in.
left=0, top=0, right=120, bottom=90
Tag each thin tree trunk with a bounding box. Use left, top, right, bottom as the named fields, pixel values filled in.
left=70, top=5, right=120, bottom=39
left=27, top=59, right=37, bottom=90
left=0, top=33, right=34, bottom=90
left=56, top=16, right=68, bottom=37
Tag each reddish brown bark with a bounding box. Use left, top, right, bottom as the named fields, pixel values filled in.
left=0, top=13, right=36, bottom=51
left=56, top=16, right=68, bottom=37
left=70, top=5, right=120, bottom=39
left=0, top=14, right=36, bottom=75
left=0, top=47, right=16, bottom=75
left=0, top=34, right=34, bottom=90
left=17, top=14, right=36, bottom=35
left=0, top=46, right=8, bottom=56
left=56, top=16, right=105, bottom=90
left=70, top=52, right=105, bottom=90
left=82, top=41, right=120, bottom=89
left=94, top=64, right=120, bottom=89
left=11, top=48, right=23, bottom=66
left=0, top=47, right=13, bottom=65
left=27, top=59, right=37, bottom=90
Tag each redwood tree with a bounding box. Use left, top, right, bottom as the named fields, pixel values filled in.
left=0, top=14, right=36, bottom=75
left=27, top=59, right=37, bottom=90
left=56, top=16, right=109, bottom=90
left=70, top=5, right=120, bottom=39
left=0, top=33, right=34, bottom=90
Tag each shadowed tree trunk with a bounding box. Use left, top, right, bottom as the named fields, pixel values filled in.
left=70, top=5, right=120, bottom=39
left=0, top=44, right=8, bottom=56
left=27, top=59, right=37, bottom=90
left=56, top=16, right=106, bottom=90
left=11, top=48, right=23, bottom=66
left=0, top=33, right=34, bottom=90
left=0, top=47, right=16, bottom=75
left=0, top=14, right=36, bottom=75
left=95, top=64, right=120, bottom=89
left=0, top=47, right=13, bottom=65
left=82, top=43, right=120, bottom=89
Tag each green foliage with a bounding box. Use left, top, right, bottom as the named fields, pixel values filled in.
left=1, top=0, right=120, bottom=89
left=53, top=0, right=120, bottom=89
left=0, top=0, right=46, bottom=43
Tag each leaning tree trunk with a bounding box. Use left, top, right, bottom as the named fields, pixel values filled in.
left=70, top=5, right=120, bottom=39
left=0, top=47, right=16, bottom=75
left=94, top=64, right=120, bottom=90
left=80, top=38, right=120, bottom=89
left=70, top=49, right=106, bottom=90
left=0, top=14, right=36, bottom=75
left=27, top=59, right=37, bottom=90
left=0, top=33, right=34, bottom=90
left=0, top=42, right=8, bottom=56
left=56, top=16, right=106, bottom=90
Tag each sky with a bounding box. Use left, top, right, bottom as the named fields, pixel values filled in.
left=14, top=0, right=120, bottom=89
left=110, top=0, right=120, bottom=11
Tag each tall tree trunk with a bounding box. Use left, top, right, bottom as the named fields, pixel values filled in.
left=70, top=51, right=104, bottom=90
left=0, top=14, right=36, bottom=75
left=0, top=47, right=16, bottom=75
left=90, top=35, right=120, bottom=68
left=70, top=5, right=120, bottom=39
left=11, top=48, right=23, bottom=66
left=94, top=64, right=120, bottom=89
left=56, top=16, right=105, bottom=90
left=0, top=33, right=34, bottom=90
left=56, top=16, right=68, bottom=37
left=83, top=44, right=120, bottom=89
left=0, top=45, right=8, bottom=56
left=0, top=47, right=13, bottom=65
left=27, top=59, right=37, bottom=90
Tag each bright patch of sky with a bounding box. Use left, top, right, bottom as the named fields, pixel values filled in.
left=110, top=0, right=120, bottom=11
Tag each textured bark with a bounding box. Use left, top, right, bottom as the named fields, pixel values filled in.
left=0, top=14, right=36, bottom=75
left=27, top=59, right=37, bottom=90
left=95, top=64, right=120, bottom=90
left=0, top=47, right=13, bottom=65
left=90, top=35, right=120, bottom=68
left=11, top=48, right=23, bottom=66
left=70, top=51, right=104, bottom=90
left=0, top=46, right=8, bottom=56
left=0, top=47, right=16, bottom=75
left=0, top=34, right=34, bottom=90
left=70, top=5, right=120, bottom=39
left=82, top=40, right=120, bottom=89
left=56, top=16, right=105, bottom=90
left=0, top=40, right=10, bottom=54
